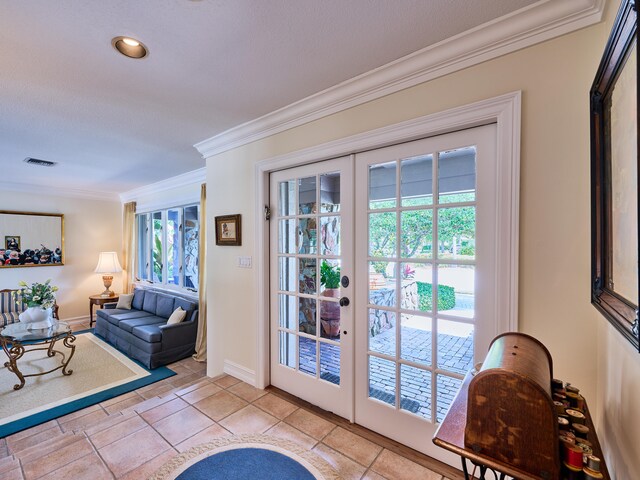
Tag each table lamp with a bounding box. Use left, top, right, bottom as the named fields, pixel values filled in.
left=95, top=252, right=122, bottom=297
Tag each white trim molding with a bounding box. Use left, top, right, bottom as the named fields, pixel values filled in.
left=120, top=167, right=206, bottom=205
left=196, top=0, right=601, bottom=159
left=0, top=181, right=119, bottom=201
left=223, top=360, right=256, bottom=387
left=254, top=91, right=521, bottom=391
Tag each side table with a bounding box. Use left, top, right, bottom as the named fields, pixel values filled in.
left=0, top=322, right=75, bottom=390
left=89, top=294, right=119, bottom=327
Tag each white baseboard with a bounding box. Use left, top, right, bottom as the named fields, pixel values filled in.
left=223, top=360, right=256, bottom=387
left=60, top=315, right=90, bottom=324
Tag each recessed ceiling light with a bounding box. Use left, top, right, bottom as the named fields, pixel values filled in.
left=112, top=36, right=148, bottom=59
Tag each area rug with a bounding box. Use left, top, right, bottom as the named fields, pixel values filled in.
left=0, top=331, right=175, bottom=437
left=149, top=435, right=341, bottom=480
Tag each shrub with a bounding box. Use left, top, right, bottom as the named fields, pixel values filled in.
left=416, top=282, right=456, bottom=311
left=459, top=245, right=475, bottom=256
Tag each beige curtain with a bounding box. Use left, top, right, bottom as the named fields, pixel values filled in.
left=122, top=202, right=137, bottom=294
left=193, top=184, right=207, bottom=362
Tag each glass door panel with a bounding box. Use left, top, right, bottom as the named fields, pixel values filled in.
left=270, top=157, right=353, bottom=420
left=355, top=125, right=497, bottom=464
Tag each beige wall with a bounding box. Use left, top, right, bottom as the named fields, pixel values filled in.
left=0, top=190, right=122, bottom=321
left=205, top=1, right=639, bottom=475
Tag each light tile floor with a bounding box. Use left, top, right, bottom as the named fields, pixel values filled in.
left=0, top=322, right=462, bottom=480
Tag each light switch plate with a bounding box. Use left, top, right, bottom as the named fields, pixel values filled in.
left=238, top=256, right=252, bottom=268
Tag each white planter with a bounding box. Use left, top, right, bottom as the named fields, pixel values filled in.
left=19, top=306, right=55, bottom=329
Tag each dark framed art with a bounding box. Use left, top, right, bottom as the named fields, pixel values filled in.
left=0, top=211, right=65, bottom=268
left=5, top=236, right=20, bottom=251
left=590, top=0, right=639, bottom=351
left=215, top=214, right=241, bottom=246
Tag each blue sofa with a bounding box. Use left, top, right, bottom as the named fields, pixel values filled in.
left=94, top=288, right=198, bottom=369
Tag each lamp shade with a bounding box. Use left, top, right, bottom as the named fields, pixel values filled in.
left=94, top=252, right=123, bottom=273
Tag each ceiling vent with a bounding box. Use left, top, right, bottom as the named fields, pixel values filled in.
left=23, top=157, right=57, bottom=167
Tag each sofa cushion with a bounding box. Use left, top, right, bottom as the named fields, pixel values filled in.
left=131, top=289, right=145, bottom=310
left=155, top=294, right=175, bottom=318
left=116, top=293, right=134, bottom=310
left=96, top=308, right=146, bottom=324
left=174, top=298, right=197, bottom=317
left=142, top=291, right=158, bottom=314
left=132, top=324, right=163, bottom=343
left=119, top=315, right=167, bottom=333
left=167, top=307, right=186, bottom=325
left=111, top=311, right=154, bottom=321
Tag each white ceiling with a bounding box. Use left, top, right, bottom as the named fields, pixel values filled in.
left=0, top=0, right=539, bottom=196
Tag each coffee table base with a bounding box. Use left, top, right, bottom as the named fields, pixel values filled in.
left=1, top=331, right=76, bottom=390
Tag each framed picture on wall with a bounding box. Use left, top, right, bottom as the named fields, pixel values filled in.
left=215, top=214, right=241, bottom=246
left=5, top=236, right=20, bottom=251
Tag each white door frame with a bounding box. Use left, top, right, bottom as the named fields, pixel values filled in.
left=254, top=91, right=521, bottom=392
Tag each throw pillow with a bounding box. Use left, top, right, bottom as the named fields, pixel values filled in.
left=116, top=293, right=134, bottom=310
left=167, top=307, right=187, bottom=325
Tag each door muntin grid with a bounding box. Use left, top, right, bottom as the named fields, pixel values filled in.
left=277, top=172, right=343, bottom=385
left=367, top=146, right=476, bottom=422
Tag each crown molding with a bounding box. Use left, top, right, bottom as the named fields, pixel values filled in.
left=0, top=181, right=119, bottom=201
left=195, top=0, right=604, bottom=159
left=119, top=167, right=206, bottom=204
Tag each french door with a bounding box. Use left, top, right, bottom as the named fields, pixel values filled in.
left=269, top=157, right=354, bottom=419
left=269, top=124, right=501, bottom=464
left=354, top=124, right=497, bottom=463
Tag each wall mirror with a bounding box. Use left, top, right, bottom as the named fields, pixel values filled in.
left=0, top=211, right=64, bottom=268
left=590, top=0, right=639, bottom=351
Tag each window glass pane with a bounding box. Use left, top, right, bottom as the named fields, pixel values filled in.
left=369, top=212, right=397, bottom=257
left=320, top=259, right=341, bottom=295
left=369, top=162, right=396, bottom=209
left=369, top=261, right=396, bottom=307
left=167, top=209, right=180, bottom=285
left=298, top=218, right=317, bottom=254
left=320, top=172, right=341, bottom=213
left=278, top=294, right=296, bottom=329
left=400, top=365, right=431, bottom=420
left=299, top=337, right=317, bottom=376
left=437, top=319, right=474, bottom=375
left=438, top=207, right=475, bottom=260
left=401, top=209, right=432, bottom=259
left=369, top=356, right=396, bottom=407
left=183, top=205, right=199, bottom=290
left=437, top=265, right=474, bottom=318
left=298, top=176, right=317, bottom=214
left=320, top=342, right=340, bottom=384
left=279, top=332, right=296, bottom=369
left=401, top=314, right=431, bottom=366
left=438, top=147, right=476, bottom=204
left=369, top=309, right=395, bottom=356
left=436, top=374, right=463, bottom=423
left=152, top=212, right=163, bottom=282
left=279, top=180, right=296, bottom=217
left=279, top=257, right=296, bottom=292
left=278, top=219, right=296, bottom=254
left=137, top=214, right=149, bottom=281
left=299, top=297, right=316, bottom=335
left=401, top=154, right=433, bottom=206
left=320, top=298, right=340, bottom=340
left=320, top=216, right=340, bottom=255
left=400, top=263, right=432, bottom=312
left=299, top=258, right=316, bottom=295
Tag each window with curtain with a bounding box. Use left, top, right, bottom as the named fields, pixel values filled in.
left=136, top=204, right=200, bottom=291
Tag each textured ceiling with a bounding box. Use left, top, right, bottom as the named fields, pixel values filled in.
left=0, top=0, right=537, bottom=195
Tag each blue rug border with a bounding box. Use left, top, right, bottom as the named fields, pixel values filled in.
left=0, top=329, right=176, bottom=439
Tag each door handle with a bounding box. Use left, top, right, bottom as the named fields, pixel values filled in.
left=339, top=297, right=350, bottom=307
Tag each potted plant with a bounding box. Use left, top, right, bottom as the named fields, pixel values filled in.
left=320, top=261, right=341, bottom=337
left=13, top=279, right=58, bottom=329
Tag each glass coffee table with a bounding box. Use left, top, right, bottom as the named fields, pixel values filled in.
left=0, top=322, right=76, bottom=390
